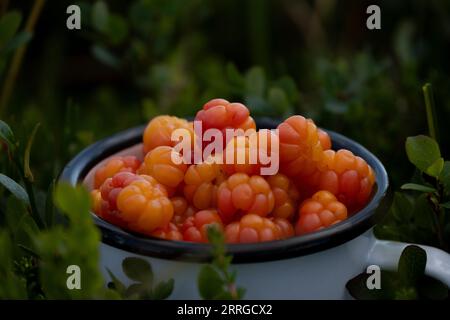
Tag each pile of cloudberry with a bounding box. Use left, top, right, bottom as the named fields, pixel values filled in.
left=90, top=98, right=376, bottom=244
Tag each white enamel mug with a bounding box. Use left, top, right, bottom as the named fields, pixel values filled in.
left=60, top=120, right=450, bottom=299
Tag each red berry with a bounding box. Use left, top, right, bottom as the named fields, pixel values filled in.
left=94, top=156, right=141, bottom=188
left=151, top=222, right=183, bottom=241
left=195, top=98, right=256, bottom=150
left=171, top=196, right=197, bottom=226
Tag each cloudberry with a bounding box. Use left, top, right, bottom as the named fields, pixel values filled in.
left=195, top=98, right=256, bottom=150
left=96, top=172, right=147, bottom=227
left=171, top=196, right=196, bottom=226
left=222, top=129, right=279, bottom=176
left=273, top=217, right=295, bottom=239
left=183, top=161, right=224, bottom=210
left=182, top=209, right=223, bottom=242
left=151, top=222, right=183, bottom=241
left=138, top=146, right=188, bottom=189
left=143, top=115, right=194, bottom=154
left=94, top=156, right=141, bottom=188
left=217, top=173, right=275, bottom=223
left=266, top=174, right=300, bottom=220
left=296, top=191, right=348, bottom=235
left=224, top=214, right=281, bottom=243
left=316, top=149, right=375, bottom=212
left=278, top=115, right=324, bottom=177
left=318, top=129, right=331, bottom=150
left=117, top=176, right=173, bottom=234
left=91, top=189, right=102, bottom=215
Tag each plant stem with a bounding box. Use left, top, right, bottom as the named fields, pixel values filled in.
left=23, top=177, right=45, bottom=229
left=0, top=0, right=46, bottom=115
left=422, top=83, right=439, bottom=143
left=427, top=194, right=446, bottom=251
left=12, top=158, right=45, bottom=229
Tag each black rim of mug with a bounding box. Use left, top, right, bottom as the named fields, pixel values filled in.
left=59, top=118, right=389, bottom=263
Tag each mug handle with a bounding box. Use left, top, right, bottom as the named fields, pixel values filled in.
left=366, top=234, right=450, bottom=287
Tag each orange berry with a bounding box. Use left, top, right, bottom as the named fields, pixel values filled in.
left=143, top=115, right=194, bottom=154
left=266, top=173, right=300, bottom=220
left=316, top=149, right=375, bottom=211
left=96, top=172, right=164, bottom=228
left=278, top=115, right=324, bottom=177
left=296, top=191, right=348, bottom=235
left=94, top=156, right=141, bottom=188
left=273, top=217, right=295, bottom=239
left=224, top=214, right=282, bottom=243
left=222, top=129, right=279, bottom=176
left=138, top=146, right=188, bottom=189
left=183, top=160, right=224, bottom=209
left=318, top=129, right=331, bottom=150
left=117, top=177, right=173, bottom=234
left=217, top=173, right=275, bottom=223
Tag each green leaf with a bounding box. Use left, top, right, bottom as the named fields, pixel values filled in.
left=53, top=183, right=91, bottom=221
left=1, top=31, right=32, bottom=54
left=394, top=287, right=418, bottom=300
left=122, top=257, right=153, bottom=283
left=91, top=1, right=109, bottom=32
left=268, top=87, right=290, bottom=115
left=226, top=63, right=243, bottom=86
left=412, top=194, right=436, bottom=232
left=0, top=174, right=29, bottom=206
left=0, top=119, right=15, bottom=150
left=391, top=192, right=413, bottom=222
left=91, top=45, right=120, bottom=68
left=439, top=161, right=450, bottom=194
left=345, top=272, right=386, bottom=300
left=441, top=202, right=450, bottom=209
left=152, top=279, right=174, bottom=300
left=425, top=157, right=444, bottom=178
left=398, top=245, right=427, bottom=287
left=198, top=265, right=224, bottom=299
left=405, top=135, right=441, bottom=173
left=125, top=283, right=150, bottom=299
left=245, top=67, right=265, bottom=97
left=24, top=123, right=40, bottom=182
left=106, top=268, right=126, bottom=296
left=0, top=11, right=22, bottom=48
left=401, top=183, right=436, bottom=193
